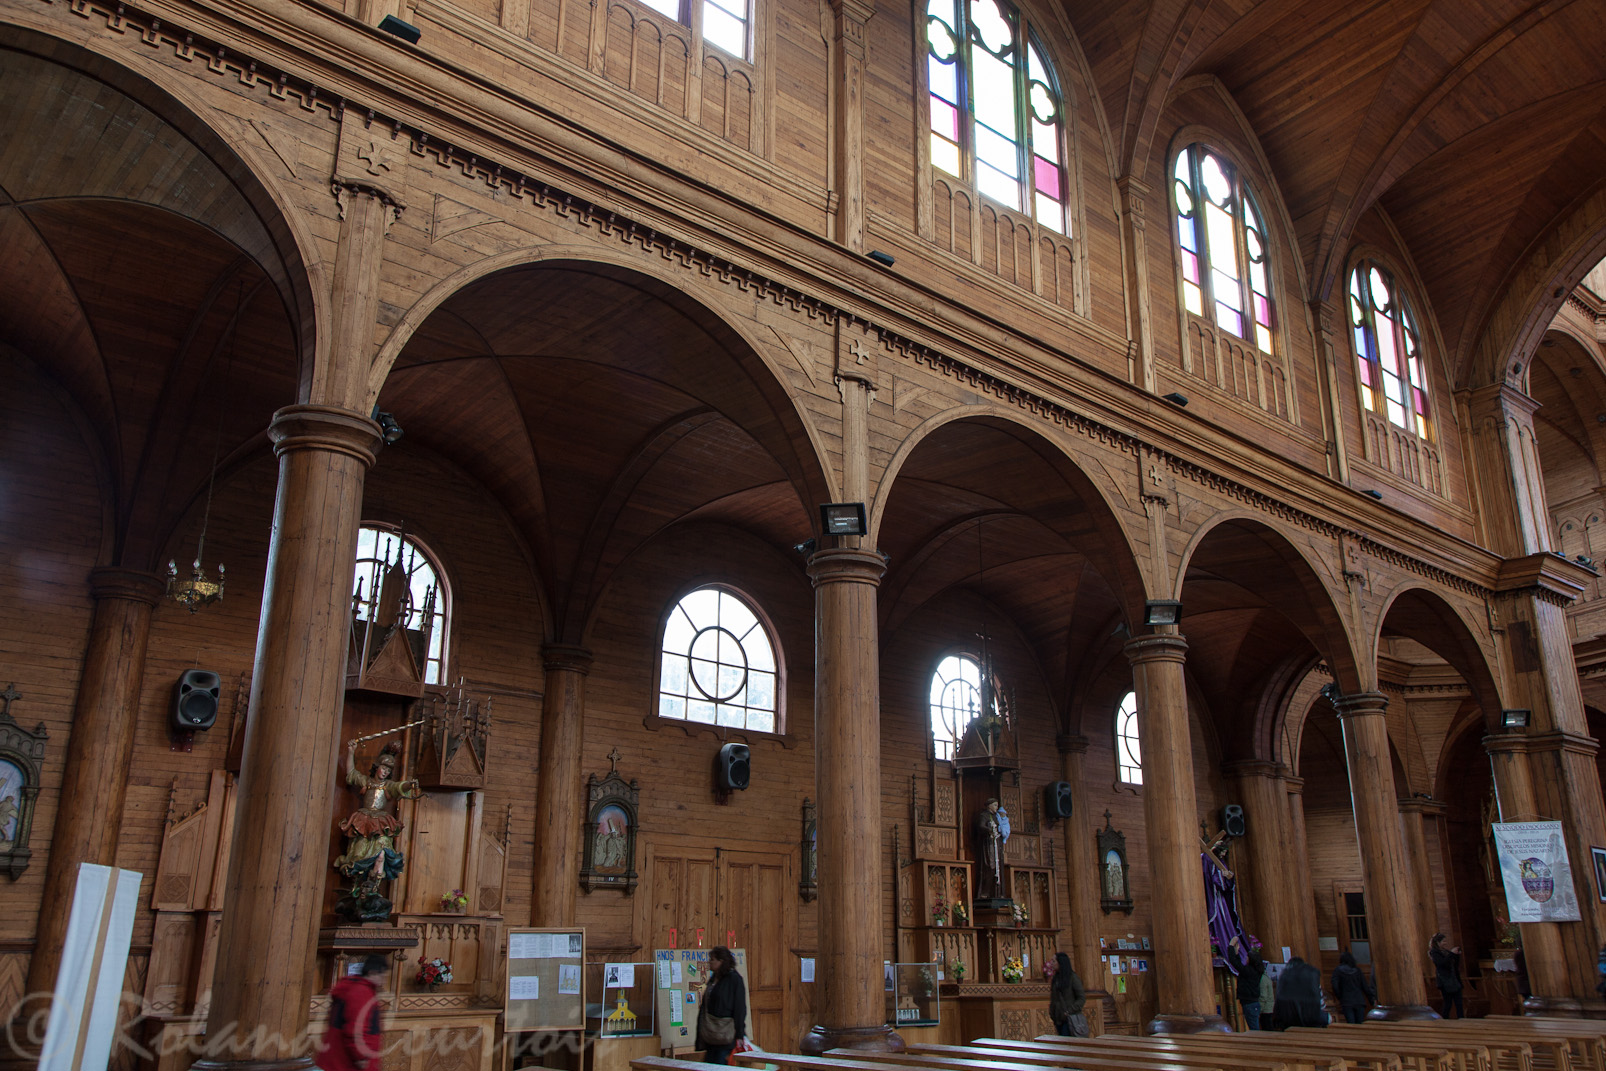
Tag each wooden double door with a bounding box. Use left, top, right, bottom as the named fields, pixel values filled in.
left=639, top=837, right=795, bottom=1051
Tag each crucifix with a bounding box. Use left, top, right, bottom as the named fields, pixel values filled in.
left=0, top=684, right=18, bottom=720
left=608, top=746, right=622, bottom=773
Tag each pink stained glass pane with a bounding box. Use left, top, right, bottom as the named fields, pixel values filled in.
left=1033, top=156, right=1062, bottom=200
left=1181, top=249, right=1199, bottom=284
left=1216, top=303, right=1242, bottom=337
left=1358, top=359, right=1373, bottom=387
left=1413, top=386, right=1429, bottom=416
left=1255, top=294, right=1270, bottom=326
left=930, top=98, right=959, bottom=140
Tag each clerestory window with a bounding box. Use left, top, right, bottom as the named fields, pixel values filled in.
left=656, top=586, right=780, bottom=732
left=1115, top=690, right=1141, bottom=785
left=637, top=0, right=748, bottom=58
left=1349, top=260, right=1431, bottom=439
left=1173, top=144, right=1274, bottom=353
left=926, top=0, right=1069, bottom=233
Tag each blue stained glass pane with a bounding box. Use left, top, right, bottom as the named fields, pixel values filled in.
left=1177, top=216, right=1197, bottom=253
left=928, top=55, right=958, bottom=100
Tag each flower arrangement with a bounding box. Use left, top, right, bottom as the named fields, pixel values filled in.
left=1042, top=959, right=1058, bottom=981
left=1001, top=956, right=1025, bottom=983
left=951, top=902, right=968, bottom=926
left=931, top=896, right=947, bottom=926
left=1011, top=902, right=1029, bottom=926
left=440, top=889, right=470, bottom=912
left=950, top=960, right=967, bottom=983
left=416, top=957, right=454, bottom=988
left=1245, top=933, right=1263, bottom=954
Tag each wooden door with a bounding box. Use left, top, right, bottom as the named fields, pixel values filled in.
left=719, top=849, right=790, bottom=1050
left=641, top=839, right=794, bottom=1050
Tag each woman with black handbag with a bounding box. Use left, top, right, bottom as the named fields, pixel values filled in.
left=695, top=947, right=747, bottom=1064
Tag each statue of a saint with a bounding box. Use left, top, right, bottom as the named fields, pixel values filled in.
left=334, top=739, right=422, bottom=922
left=976, top=798, right=1009, bottom=899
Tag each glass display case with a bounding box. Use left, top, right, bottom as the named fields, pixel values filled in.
left=886, top=962, right=941, bottom=1027
left=584, top=961, right=657, bottom=1038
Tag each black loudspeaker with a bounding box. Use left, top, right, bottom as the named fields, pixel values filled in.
left=1044, top=781, right=1074, bottom=821
left=717, top=742, right=751, bottom=791
left=172, top=669, right=222, bottom=732
left=1222, top=803, right=1246, bottom=838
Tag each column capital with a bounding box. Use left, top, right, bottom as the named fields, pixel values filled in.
left=1396, top=796, right=1446, bottom=816
left=268, top=405, right=382, bottom=467
left=1056, top=732, right=1090, bottom=755
left=542, top=644, right=594, bottom=676
left=1467, top=381, right=1542, bottom=422
left=1485, top=729, right=1600, bottom=758
left=1221, top=758, right=1282, bottom=781
left=1123, top=632, right=1188, bottom=666
left=1283, top=774, right=1306, bottom=794
left=88, top=566, right=166, bottom=606
left=1332, top=690, right=1388, bottom=719
left=806, top=546, right=886, bottom=588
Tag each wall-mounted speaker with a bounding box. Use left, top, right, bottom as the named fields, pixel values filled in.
left=716, top=742, right=750, bottom=792
left=172, top=670, right=222, bottom=732
left=1044, top=781, right=1074, bottom=821
left=1222, top=803, right=1246, bottom=838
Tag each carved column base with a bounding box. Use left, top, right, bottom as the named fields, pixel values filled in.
left=1365, top=1003, right=1440, bottom=1021
left=1521, top=994, right=1590, bottom=1017
left=799, top=1024, right=905, bottom=1055
left=1146, top=1013, right=1230, bottom=1034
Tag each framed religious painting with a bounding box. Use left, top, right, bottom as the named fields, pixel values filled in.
left=580, top=759, right=639, bottom=894
left=0, top=684, right=48, bottom=879
left=1592, top=846, right=1606, bottom=903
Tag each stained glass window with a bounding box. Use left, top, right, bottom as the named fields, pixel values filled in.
left=1349, top=261, right=1431, bottom=439
left=930, top=654, right=983, bottom=761
left=1173, top=145, right=1274, bottom=353
left=637, top=0, right=748, bottom=59
left=927, top=0, right=1069, bottom=233
left=1115, top=690, right=1141, bottom=784
left=658, top=587, right=779, bottom=732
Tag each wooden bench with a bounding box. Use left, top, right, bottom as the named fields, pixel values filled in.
left=960, top=1037, right=1331, bottom=1071
left=1022, top=1031, right=1417, bottom=1071
left=1429, top=1020, right=1604, bottom=1071
left=855, top=1042, right=1303, bottom=1071
left=721, top=1048, right=1211, bottom=1071
left=906, top=1042, right=1305, bottom=1071
left=1286, top=1025, right=1504, bottom=1071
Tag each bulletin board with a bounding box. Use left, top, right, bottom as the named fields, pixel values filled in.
left=652, top=947, right=747, bottom=1051
left=505, top=928, right=586, bottom=1033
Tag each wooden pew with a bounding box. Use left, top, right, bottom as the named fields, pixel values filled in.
left=958, top=1037, right=1333, bottom=1071
left=1429, top=1019, right=1604, bottom=1071
left=1286, top=1025, right=1505, bottom=1071
left=717, top=1048, right=1214, bottom=1071
left=852, top=1042, right=1306, bottom=1071
left=1019, top=1030, right=1418, bottom=1071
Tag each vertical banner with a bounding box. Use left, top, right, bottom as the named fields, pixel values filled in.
left=1492, top=821, right=1582, bottom=922
left=41, top=864, right=142, bottom=1071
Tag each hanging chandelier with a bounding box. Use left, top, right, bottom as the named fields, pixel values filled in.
left=167, top=285, right=237, bottom=612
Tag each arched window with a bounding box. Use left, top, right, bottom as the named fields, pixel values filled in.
left=1349, top=260, right=1430, bottom=439
left=1173, top=144, right=1274, bottom=353
left=929, top=654, right=983, bottom=761
left=657, top=587, right=780, bottom=732
left=636, top=0, right=748, bottom=57
left=926, top=0, right=1069, bottom=233
left=1115, top=690, right=1141, bottom=784
left=352, top=525, right=450, bottom=685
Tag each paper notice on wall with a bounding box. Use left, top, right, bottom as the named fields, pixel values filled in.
left=510, top=975, right=540, bottom=1000
left=1493, top=821, right=1582, bottom=922
left=659, top=962, right=673, bottom=988
left=558, top=964, right=581, bottom=995
left=605, top=964, right=635, bottom=988
left=671, top=960, right=683, bottom=984
left=669, top=989, right=684, bottom=1026
left=510, top=933, right=539, bottom=959
left=801, top=958, right=815, bottom=983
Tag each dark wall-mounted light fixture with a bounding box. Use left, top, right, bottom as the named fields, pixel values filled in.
left=378, top=14, right=422, bottom=42
left=820, top=502, right=868, bottom=537
left=1501, top=709, right=1531, bottom=730
left=1162, top=392, right=1189, bottom=407
left=1362, top=489, right=1383, bottom=500
left=867, top=250, right=897, bottom=267
left=1143, top=599, right=1182, bottom=626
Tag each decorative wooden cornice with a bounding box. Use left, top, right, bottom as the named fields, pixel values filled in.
left=1493, top=552, right=1592, bottom=607
left=30, top=0, right=1518, bottom=608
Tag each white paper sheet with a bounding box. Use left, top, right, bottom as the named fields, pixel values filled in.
left=511, top=975, right=540, bottom=1000
left=606, top=963, right=635, bottom=988
left=559, top=964, right=581, bottom=994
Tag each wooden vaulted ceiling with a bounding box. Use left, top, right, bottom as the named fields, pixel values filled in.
left=1073, top=0, right=1606, bottom=381
left=0, top=48, right=302, bottom=568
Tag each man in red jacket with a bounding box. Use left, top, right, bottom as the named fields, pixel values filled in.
left=316, top=955, right=391, bottom=1071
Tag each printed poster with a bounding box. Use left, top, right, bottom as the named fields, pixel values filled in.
left=1492, top=821, right=1581, bottom=922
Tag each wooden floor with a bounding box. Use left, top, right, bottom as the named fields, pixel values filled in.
left=629, top=1017, right=1606, bottom=1071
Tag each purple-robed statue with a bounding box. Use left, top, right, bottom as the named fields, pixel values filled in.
left=1202, top=830, right=1250, bottom=975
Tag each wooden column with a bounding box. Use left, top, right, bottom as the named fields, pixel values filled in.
left=21, top=568, right=164, bottom=1005
left=1470, top=381, right=1606, bottom=1012
left=1124, top=632, right=1225, bottom=1033
left=1397, top=795, right=1442, bottom=984
left=1331, top=691, right=1432, bottom=1019
left=801, top=546, right=901, bottom=1054
left=1222, top=760, right=1295, bottom=962
left=1117, top=176, right=1154, bottom=391
left=1056, top=733, right=1111, bottom=1029
left=530, top=644, right=592, bottom=926
left=192, top=406, right=381, bottom=1070
left=1283, top=774, right=1320, bottom=962
left=828, top=0, right=874, bottom=251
